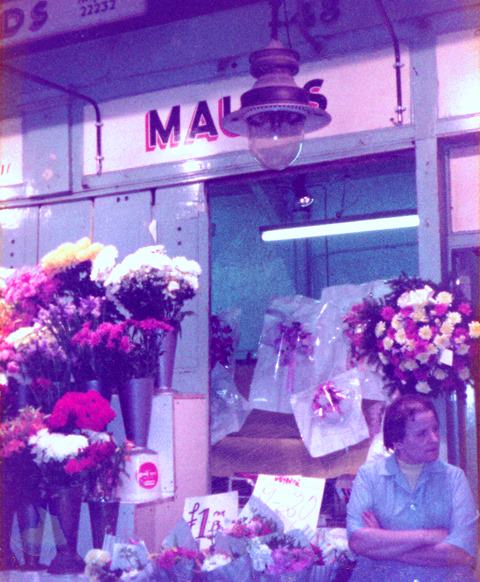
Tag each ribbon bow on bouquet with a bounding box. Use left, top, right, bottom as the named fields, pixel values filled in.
left=311, top=381, right=348, bottom=420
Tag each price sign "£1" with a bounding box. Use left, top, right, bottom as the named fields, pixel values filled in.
left=183, top=491, right=239, bottom=547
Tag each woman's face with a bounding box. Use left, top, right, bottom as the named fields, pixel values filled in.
left=395, top=409, right=440, bottom=464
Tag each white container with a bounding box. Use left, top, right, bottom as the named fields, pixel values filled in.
left=118, top=448, right=163, bottom=504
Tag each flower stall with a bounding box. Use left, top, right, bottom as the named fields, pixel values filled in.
left=0, top=238, right=207, bottom=574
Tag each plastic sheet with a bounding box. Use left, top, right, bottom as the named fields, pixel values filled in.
left=249, top=296, right=342, bottom=414
left=210, top=310, right=250, bottom=445
left=290, top=369, right=369, bottom=458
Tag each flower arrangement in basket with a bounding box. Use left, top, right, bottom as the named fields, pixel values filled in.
left=344, top=274, right=480, bottom=397
left=28, top=390, right=118, bottom=489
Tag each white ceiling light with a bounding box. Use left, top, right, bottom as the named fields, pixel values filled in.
left=223, top=0, right=331, bottom=171
left=260, top=212, right=420, bottom=241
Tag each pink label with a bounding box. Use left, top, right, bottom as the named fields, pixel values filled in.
left=137, top=462, right=159, bottom=489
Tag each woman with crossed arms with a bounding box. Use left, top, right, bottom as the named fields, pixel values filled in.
left=347, top=394, right=478, bottom=581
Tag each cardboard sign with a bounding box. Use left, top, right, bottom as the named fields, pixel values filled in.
left=183, top=491, right=238, bottom=545
left=242, top=474, right=325, bottom=538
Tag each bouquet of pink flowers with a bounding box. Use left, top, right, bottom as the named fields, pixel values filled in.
left=344, top=275, right=480, bottom=397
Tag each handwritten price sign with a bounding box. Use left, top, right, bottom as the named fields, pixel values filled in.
left=243, top=474, right=325, bottom=537
left=183, top=491, right=238, bottom=547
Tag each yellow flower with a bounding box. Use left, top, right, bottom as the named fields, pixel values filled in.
left=418, top=325, right=432, bottom=340
left=74, top=237, right=91, bottom=251
left=436, top=291, right=453, bottom=305
left=468, top=321, right=480, bottom=339
left=41, top=238, right=104, bottom=274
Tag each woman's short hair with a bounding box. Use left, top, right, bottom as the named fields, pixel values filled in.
left=383, top=394, right=438, bottom=450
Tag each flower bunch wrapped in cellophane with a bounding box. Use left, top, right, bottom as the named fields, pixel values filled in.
left=344, top=274, right=480, bottom=398
left=247, top=530, right=328, bottom=582
left=105, top=245, right=201, bottom=329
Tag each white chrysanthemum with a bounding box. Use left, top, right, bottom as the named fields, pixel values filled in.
left=468, top=321, right=480, bottom=339
left=446, top=311, right=462, bottom=325
left=418, top=325, right=433, bottom=340
left=172, top=256, right=202, bottom=277
left=0, top=267, right=14, bottom=290
left=459, top=367, right=471, bottom=381
left=104, top=245, right=170, bottom=286
left=436, top=291, right=453, bottom=305
left=29, top=429, right=89, bottom=463
left=248, top=539, right=273, bottom=572
left=416, top=352, right=431, bottom=364
left=391, top=315, right=403, bottom=330
left=182, top=273, right=199, bottom=291
left=383, top=337, right=394, bottom=350
left=397, top=286, right=434, bottom=308
left=433, top=334, right=450, bottom=349
left=411, top=307, right=428, bottom=322
left=416, top=381, right=432, bottom=394
left=402, top=359, right=418, bottom=371
left=375, top=321, right=386, bottom=337
left=404, top=339, right=415, bottom=352
left=427, top=343, right=438, bottom=354
left=379, top=352, right=389, bottom=365
left=201, top=553, right=232, bottom=572
left=433, top=368, right=448, bottom=380
left=91, top=244, right=118, bottom=282
left=455, top=343, right=470, bottom=355
left=394, top=329, right=407, bottom=345
left=440, top=320, right=454, bottom=337
left=5, top=325, right=37, bottom=347
left=83, top=430, right=112, bottom=443
left=165, top=280, right=181, bottom=297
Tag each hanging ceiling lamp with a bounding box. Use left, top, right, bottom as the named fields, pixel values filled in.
left=223, top=0, right=331, bottom=171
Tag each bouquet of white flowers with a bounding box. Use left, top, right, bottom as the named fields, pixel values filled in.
left=105, top=245, right=201, bottom=329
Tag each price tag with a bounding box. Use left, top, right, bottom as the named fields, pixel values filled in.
left=242, top=474, right=325, bottom=538
left=183, top=491, right=238, bottom=546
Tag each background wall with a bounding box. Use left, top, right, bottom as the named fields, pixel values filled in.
left=209, top=151, right=418, bottom=358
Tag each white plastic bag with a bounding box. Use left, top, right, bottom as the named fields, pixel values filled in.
left=249, top=296, right=341, bottom=413
left=290, top=369, right=369, bottom=458
left=210, top=310, right=250, bottom=444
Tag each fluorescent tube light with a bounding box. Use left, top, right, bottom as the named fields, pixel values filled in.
left=260, top=212, right=420, bottom=242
